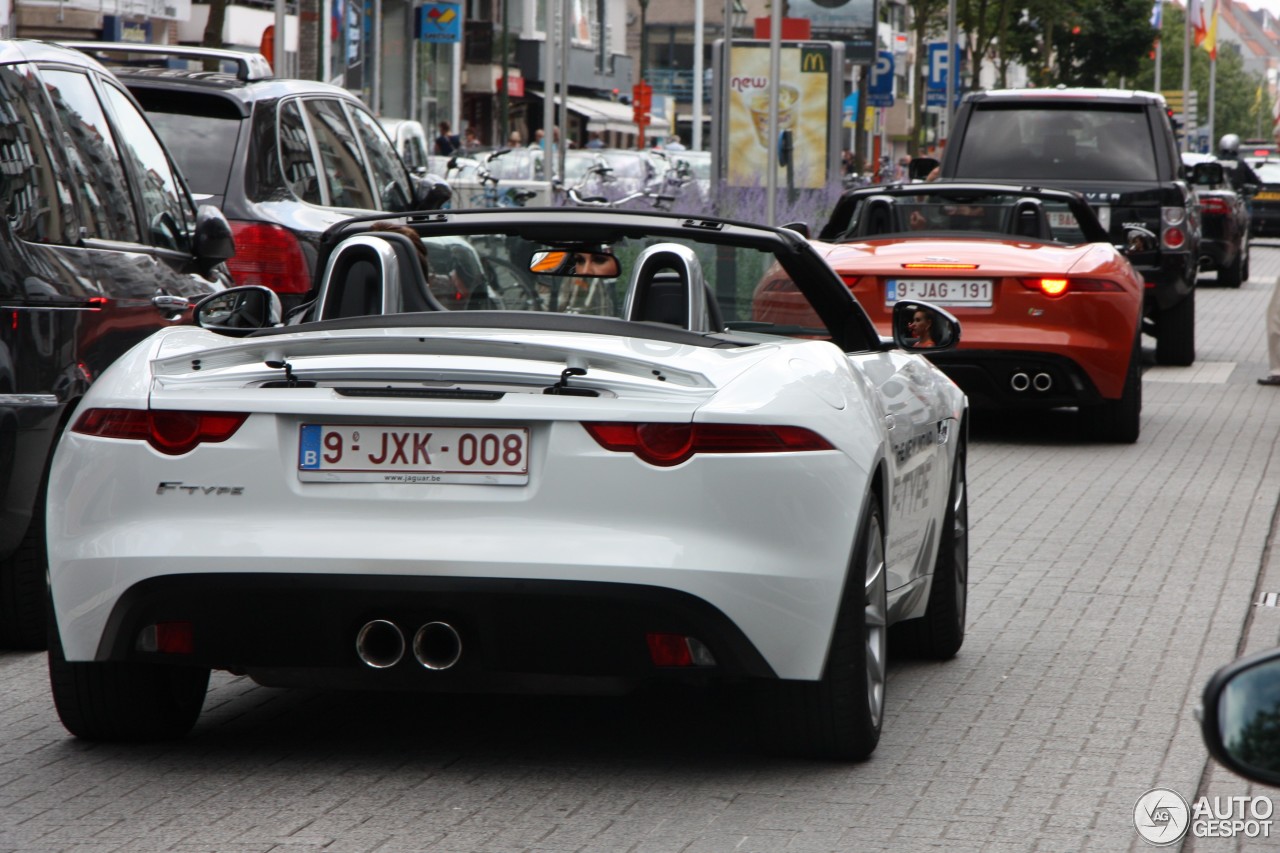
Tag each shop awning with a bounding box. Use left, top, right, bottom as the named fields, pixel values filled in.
left=529, top=89, right=636, bottom=136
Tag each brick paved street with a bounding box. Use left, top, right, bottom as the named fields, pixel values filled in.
left=3, top=248, right=1280, bottom=853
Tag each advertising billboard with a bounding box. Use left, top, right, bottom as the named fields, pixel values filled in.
left=723, top=42, right=841, bottom=190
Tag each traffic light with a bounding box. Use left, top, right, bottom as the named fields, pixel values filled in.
left=632, top=81, right=652, bottom=127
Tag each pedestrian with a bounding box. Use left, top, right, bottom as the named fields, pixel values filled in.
left=894, top=155, right=910, bottom=181
left=586, top=131, right=604, bottom=149
left=665, top=134, right=686, bottom=151
left=463, top=126, right=480, bottom=151
left=529, top=128, right=544, bottom=148
left=507, top=130, right=522, bottom=147
left=1261, top=283, right=1280, bottom=385
left=434, top=121, right=461, bottom=155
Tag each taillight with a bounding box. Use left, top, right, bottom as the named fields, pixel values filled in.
left=582, top=422, right=834, bottom=467
left=1199, top=197, right=1231, bottom=215
left=1020, top=278, right=1123, bottom=297
left=840, top=274, right=860, bottom=289
left=226, top=221, right=311, bottom=294
left=1162, top=206, right=1189, bottom=251
left=72, top=408, right=249, bottom=455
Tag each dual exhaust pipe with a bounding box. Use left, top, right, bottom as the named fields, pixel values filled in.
left=355, top=619, right=462, bottom=670
left=1010, top=371, right=1053, bottom=393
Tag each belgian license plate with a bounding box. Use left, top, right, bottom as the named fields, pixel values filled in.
left=1256, top=191, right=1280, bottom=201
left=886, top=279, right=992, bottom=307
left=1048, top=211, right=1078, bottom=229
left=298, top=424, right=529, bottom=485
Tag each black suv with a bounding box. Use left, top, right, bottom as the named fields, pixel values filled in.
left=923, top=88, right=1200, bottom=365
left=63, top=42, right=448, bottom=314
left=0, top=40, right=235, bottom=648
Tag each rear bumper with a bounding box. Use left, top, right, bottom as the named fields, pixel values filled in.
left=91, top=573, right=776, bottom=691
left=925, top=350, right=1108, bottom=408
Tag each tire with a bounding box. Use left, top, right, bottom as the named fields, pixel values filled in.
left=48, top=617, right=209, bottom=741
left=894, top=440, right=968, bottom=660
left=1219, top=248, right=1244, bottom=289
left=1155, top=287, right=1195, bottom=366
left=1242, top=241, right=1251, bottom=283
left=753, top=499, right=887, bottom=760
left=1082, top=336, right=1142, bottom=443
left=0, top=473, right=50, bottom=650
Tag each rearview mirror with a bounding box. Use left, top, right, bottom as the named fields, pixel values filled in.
left=529, top=250, right=621, bottom=278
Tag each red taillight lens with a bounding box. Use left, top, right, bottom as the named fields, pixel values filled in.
left=645, top=633, right=716, bottom=667
left=73, top=408, right=249, bottom=455
left=1200, top=197, right=1231, bottom=215
left=1020, top=277, right=1123, bottom=297
left=583, top=422, right=834, bottom=467
left=840, top=275, right=860, bottom=289
left=1163, top=227, right=1186, bottom=249
left=226, top=221, right=311, bottom=294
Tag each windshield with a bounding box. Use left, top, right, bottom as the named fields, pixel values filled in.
left=956, top=103, right=1159, bottom=182
left=312, top=224, right=845, bottom=346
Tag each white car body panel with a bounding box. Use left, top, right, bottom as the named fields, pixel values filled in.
left=49, top=322, right=961, bottom=679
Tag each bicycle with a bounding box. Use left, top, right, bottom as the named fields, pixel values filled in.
left=562, top=162, right=677, bottom=211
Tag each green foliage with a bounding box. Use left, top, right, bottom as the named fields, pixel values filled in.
left=1004, top=0, right=1157, bottom=86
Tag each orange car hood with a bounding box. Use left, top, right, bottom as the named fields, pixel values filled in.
left=814, top=237, right=1113, bottom=277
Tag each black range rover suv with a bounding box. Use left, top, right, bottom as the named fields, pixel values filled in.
left=927, top=88, right=1199, bottom=366
left=0, top=40, right=234, bottom=648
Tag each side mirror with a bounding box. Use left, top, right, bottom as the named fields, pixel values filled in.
left=413, top=174, right=452, bottom=210
left=909, top=157, right=940, bottom=182
left=1243, top=183, right=1260, bottom=199
left=892, top=301, right=960, bottom=352
left=193, top=286, right=282, bottom=336
left=781, top=221, right=810, bottom=239
left=1121, top=225, right=1159, bottom=266
left=192, top=204, right=235, bottom=269
left=1192, top=161, right=1226, bottom=186
left=1200, top=646, right=1280, bottom=787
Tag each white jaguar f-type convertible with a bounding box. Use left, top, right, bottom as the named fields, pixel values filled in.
left=46, top=208, right=969, bottom=759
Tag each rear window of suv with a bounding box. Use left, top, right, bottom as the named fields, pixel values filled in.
left=132, top=90, right=240, bottom=198
left=955, top=103, right=1159, bottom=182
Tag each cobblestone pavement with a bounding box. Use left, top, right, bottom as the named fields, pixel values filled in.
left=4, top=249, right=1280, bottom=853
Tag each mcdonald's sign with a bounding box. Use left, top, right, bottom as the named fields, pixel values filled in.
left=801, top=47, right=828, bottom=73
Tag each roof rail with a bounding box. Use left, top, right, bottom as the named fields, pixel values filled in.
left=58, top=41, right=273, bottom=82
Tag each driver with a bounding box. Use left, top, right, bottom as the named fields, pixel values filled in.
left=562, top=245, right=617, bottom=315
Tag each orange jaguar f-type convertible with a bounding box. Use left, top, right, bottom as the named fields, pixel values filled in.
left=759, top=183, right=1153, bottom=442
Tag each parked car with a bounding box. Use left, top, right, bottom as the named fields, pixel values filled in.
left=1246, top=159, right=1280, bottom=239
left=1182, top=152, right=1251, bottom=287
left=805, top=181, right=1149, bottom=442
left=917, top=88, right=1200, bottom=366
left=379, top=117, right=431, bottom=177
left=62, top=42, right=449, bottom=315
left=45, top=208, right=969, bottom=760
left=0, top=39, right=235, bottom=649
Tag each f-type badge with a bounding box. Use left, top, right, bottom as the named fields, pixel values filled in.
left=156, top=482, right=245, bottom=496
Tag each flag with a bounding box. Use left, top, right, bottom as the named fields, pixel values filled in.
left=1150, top=0, right=1163, bottom=30
left=1202, top=2, right=1219, bottom=60
left=1189, top=0, right=1209, bottom=46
